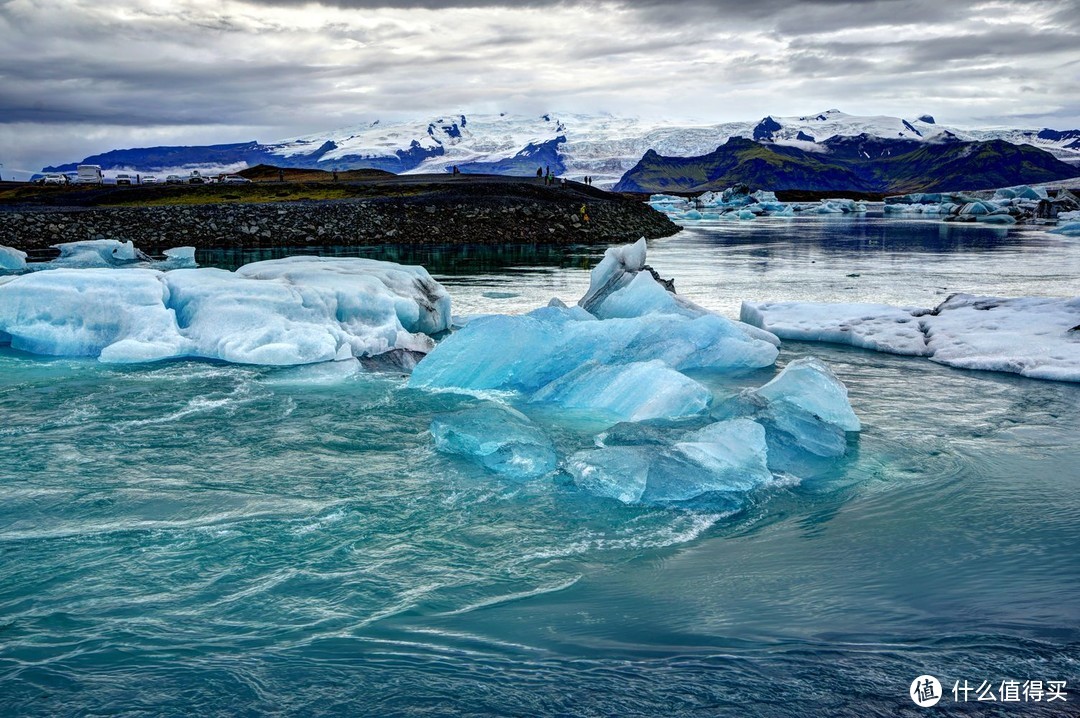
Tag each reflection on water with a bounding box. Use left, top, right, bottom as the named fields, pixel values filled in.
left=197, top=242, right=605, bottom=274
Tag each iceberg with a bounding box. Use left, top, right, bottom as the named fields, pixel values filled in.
left=0, top=257, right=453, bottom=365
left=1050, top=221, right=1080, bottom=237
left=0, top=268, right=189, bottom=362
left=0, top=245, right=27, bottom=272
left=48, top=239, right=151, bottom=268
left=743, top=295, right=1080, bottom=382
left=235, top=256, right=451, bottom=337
left=530, top=360, right=712, bottom=421
left=753, top=357, right=861, bottom=433
left=577, top=238, right=650, bottom=315
left=740, top=301, right=929, bottom=356
left=567, top=418, right=771, bottom=505
left=410, top=305, right=779, bottom=392
left=430, top=404, right=557, bottom=480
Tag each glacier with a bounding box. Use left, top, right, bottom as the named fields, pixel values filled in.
left=0, top=257, right=452, bottom=364
left=742, top=295, right=1080, bottom=382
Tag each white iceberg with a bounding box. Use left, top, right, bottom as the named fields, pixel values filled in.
left=430, top=404, right=558, bottom=480
left=0, top=268, right=190, bottom=362
left=47, top=239, right=150, bottom=268
left=742, top=295, right=1080, bottom=382
left=0, top=257, right=452, bottom=365
left=0, top=245, right=27, bottom=272
left=740, top=301, right=929, bottom=356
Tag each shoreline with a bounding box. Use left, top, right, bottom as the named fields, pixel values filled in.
left=0, top=175, right=680, bottom=253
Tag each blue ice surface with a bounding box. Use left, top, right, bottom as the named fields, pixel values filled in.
left=409, top=305, right=778, bottom=393
left=430, top=403, right=557, bottom=480
left=529, top=360, right=712, bottom=422
left=712, top=356, right=861, bottom=474
left=1050, top=221, right=1080, bottom=236
left=566, top=418, right=771, bottom=505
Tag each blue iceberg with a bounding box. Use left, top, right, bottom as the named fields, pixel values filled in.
left=567, top=418, right=771, bottom=505
left=530, top=360, right=712, bottom=421
left=430, top=403, right=558, bottom=480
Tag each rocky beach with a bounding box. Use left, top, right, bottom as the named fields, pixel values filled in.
left=0, top=175, right=679, bottom=255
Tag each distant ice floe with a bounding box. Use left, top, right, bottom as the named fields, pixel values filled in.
left=742, top=295, right=1080, bottom=382
left=649, top=186, right=866, bottom=222
left=415, top=238, right=862, bottom=504
left=883, top=185, right=1080, bottom=225
left=0, top=254, right=451, bottom=365
left=0, top=240, right=198, bottom=274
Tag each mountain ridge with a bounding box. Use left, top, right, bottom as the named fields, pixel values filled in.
left=42, top=109, right=1080, bottom=190
left=612, top=135, right=1080, bottom=194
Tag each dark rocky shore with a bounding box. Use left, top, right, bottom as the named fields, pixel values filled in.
left=0, top=175, right=679, bottom=254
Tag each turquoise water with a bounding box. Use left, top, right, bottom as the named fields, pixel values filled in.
left=2, top=215, right=1079, bottom=716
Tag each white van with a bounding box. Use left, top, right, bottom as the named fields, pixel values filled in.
left=76, top=165, right=104, bottom=185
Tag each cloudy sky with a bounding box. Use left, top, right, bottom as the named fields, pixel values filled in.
left=1, top=0, right=1078, bottom=177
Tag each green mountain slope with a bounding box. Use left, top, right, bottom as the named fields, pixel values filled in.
left=613, top=136, right=1080, bottom=194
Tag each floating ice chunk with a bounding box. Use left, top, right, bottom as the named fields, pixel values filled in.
left=0, top=269, right=189, bottom=361
left=1049, top=221, right=1080, bottom=236
left=566, top=445, right=650, bottom=503
left=743, top=295, right=1080, bottom=382
left=976, top=214, right=1016, bottom=224
left=741, top=301, right=929, bottom=356
left=235, top=256, right=451, bottom=336
left=754, top=357, right=861, bottom=433
left=159, top=246, right=198, bottom=269
left=591, top=271, right=693, bottom=319
left=959, top=202, right=992, bottom=216
left=0, top=257, right=452, bottom=365
left=48, top=240, right=150, bottom=268
left=411, top=306, right=779, bottom=392
left=530, top=360, right=712, bottom=421
left=0, top=245, right=27, bottom=271
left=567, top=418, right=770, bottom=505
left=578, top=238, right=648, bottom=314
left=431, top=403, right=557, bottom=480
left=919, top=294, right=1080, bottom=382
left=671, top=419, right=772, bottom=491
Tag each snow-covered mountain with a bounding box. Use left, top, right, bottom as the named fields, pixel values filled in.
left=45, top=110, right=1080, bottom=188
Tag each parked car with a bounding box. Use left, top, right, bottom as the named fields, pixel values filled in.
left=115, top=173, right=133, bottom=186
left=142, top=175, right=159, bottom=184
left=221, top=175, right=251, bottom=184
left=33, top=173, right=68, bottom=185
left=187, top=171, right=207, bottom=185
left=165, top=174, right=184, bottom=184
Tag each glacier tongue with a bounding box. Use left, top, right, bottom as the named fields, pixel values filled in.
left=0, top=257, right=452, bottom=365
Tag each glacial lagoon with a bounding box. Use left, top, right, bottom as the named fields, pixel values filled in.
left=1, top=213, right=1078, bottom=716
